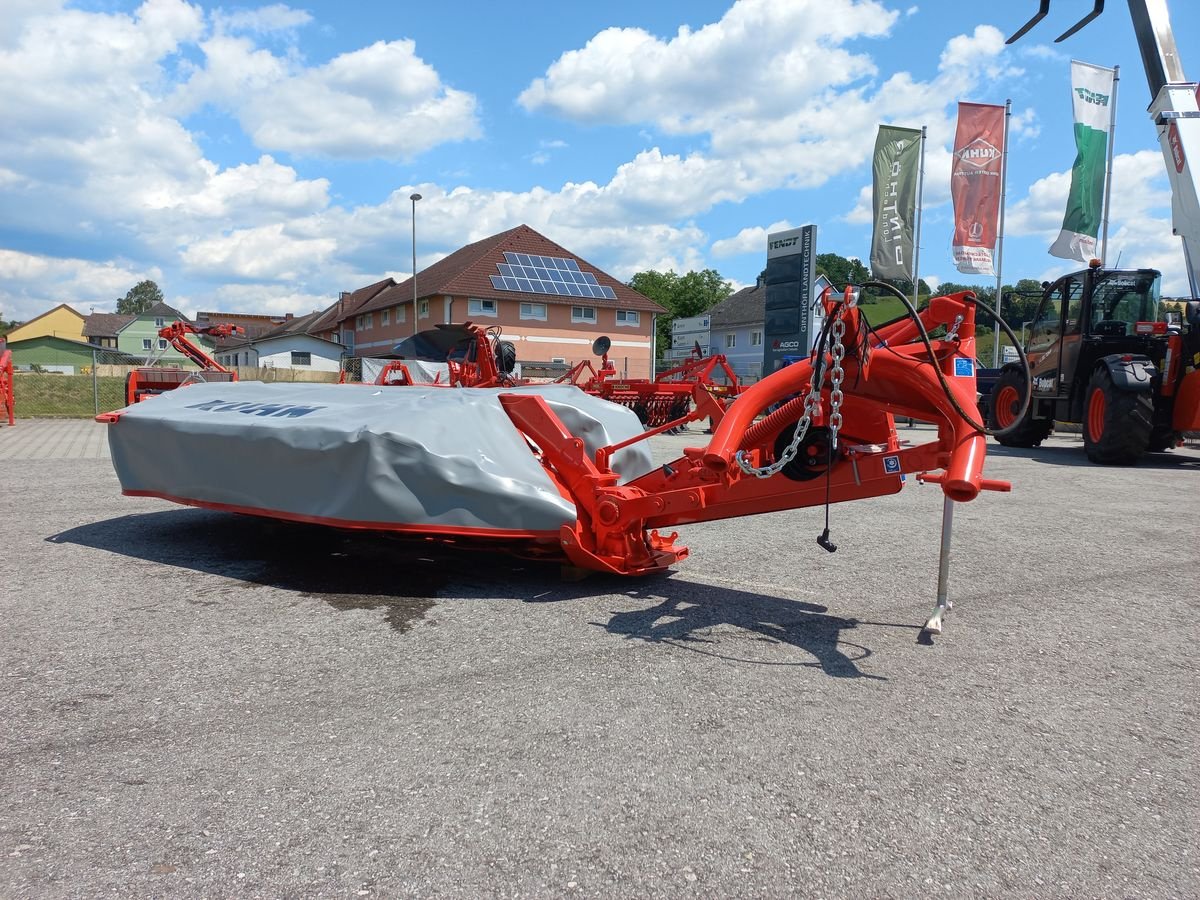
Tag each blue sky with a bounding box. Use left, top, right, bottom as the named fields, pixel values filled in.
left=1, top=0, right=1197, bottom=323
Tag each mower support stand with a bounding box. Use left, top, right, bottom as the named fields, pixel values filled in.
left=923, top=496, right=956, bottom=635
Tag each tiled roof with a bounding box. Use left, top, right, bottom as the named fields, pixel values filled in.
left=355, top=225, right=666, bottom=316
left=145, top=301, right=189, bottom=321
left=219, top=311, right=339, bottom=352
left=708, top=283, right=765, bottom=328
left=308, top=277, right=396, bottom=334
left=708, top=275, right=832, bottom=329
left=82, top=312, right=135, bottom=338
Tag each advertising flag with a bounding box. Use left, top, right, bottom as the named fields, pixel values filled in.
left=951, top=102, right=1006, bottom=275
left=1049, top=60, right=1117, bottom=261
left=869, top=125, right=922, bottom=281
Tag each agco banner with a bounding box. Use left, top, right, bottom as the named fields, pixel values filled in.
left=869, top=125, right=922, bottom=281
left=951, top=102, right=1006, bottom=275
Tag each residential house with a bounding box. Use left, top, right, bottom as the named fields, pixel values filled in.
left=708, top=274, right=832, bottom=381
left=215, top=311, right=344, bottom=372
left=6, top=334, right=138, bottom=374
left=82, top=312, right=134, bottom=349
left=324, top=226, right=665, bottom=378
left=3, top=304, right=86, bottom=343
left=83, top=302, right=193, bottom=362
left=309, top=278, right=397, bottom=356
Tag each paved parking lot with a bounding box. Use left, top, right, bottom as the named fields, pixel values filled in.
left=1, top=418, right=1197, bottom=897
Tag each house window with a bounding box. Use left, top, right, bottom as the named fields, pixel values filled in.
left=158, top=339, right=167, bottom=350
left=419, top=300, right=429, bottom=317
left=468, top=298, right=498, bottom=317
left=520, top=302, right=547, bottom=320
left=616, top=309, right=639, bottom=327
left=364, top=312, right=373, bottom=330
left=381, top=308, right=390, bottom=326
left=725, top=333, right=736, bottom=349
left=355, top=315, right=363, bottom=329
left=291, top=351, right=312, bottom=366
left=751, top=330, right=763, bottom=347
left=142, top=338, right=152, bottom=350
left=155, top=317, right=165, bottom=328
left=572, top=306, right=596, bottom=323
left=395, top=306, right=406, bottom=323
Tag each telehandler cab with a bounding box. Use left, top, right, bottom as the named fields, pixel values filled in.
left=988, top=261, right=1200, bottom=462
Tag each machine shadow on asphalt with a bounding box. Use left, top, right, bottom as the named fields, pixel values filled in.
left=593, top=586, right=899, bottom=680
left=47, top=506, right=912, bottom=677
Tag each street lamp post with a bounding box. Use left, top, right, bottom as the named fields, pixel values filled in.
left=410, top=192, right=421, bottom=329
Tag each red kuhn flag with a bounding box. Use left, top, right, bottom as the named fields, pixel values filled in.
left=951, top=102, right=1006, bottom=275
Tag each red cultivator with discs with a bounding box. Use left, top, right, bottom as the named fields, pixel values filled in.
left=556, top=336, right=741, bottom=427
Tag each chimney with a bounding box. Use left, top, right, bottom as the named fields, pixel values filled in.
left=285, top=313, right=294, bottom=321
left=338, top=291, right=349, bottom=314
left=756, top=273, right=766, bottom=289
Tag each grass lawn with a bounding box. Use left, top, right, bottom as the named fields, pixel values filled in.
left=13, top=373, right=127, bottom=417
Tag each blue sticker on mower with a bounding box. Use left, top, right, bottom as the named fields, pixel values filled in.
left=954, top=357, right=974, bottom=377
left=883, top=455, right=901, bottom=474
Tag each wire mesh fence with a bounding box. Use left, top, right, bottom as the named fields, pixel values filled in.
left=9, top=348, right=338, bottom=418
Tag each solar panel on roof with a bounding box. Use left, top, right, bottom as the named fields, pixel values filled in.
left=493, top=252, right=616, bottom=300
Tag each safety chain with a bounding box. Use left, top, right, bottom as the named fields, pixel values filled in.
left=827, top=316, right=845, bottom=451
left=736, top=314, right=847, bottom=478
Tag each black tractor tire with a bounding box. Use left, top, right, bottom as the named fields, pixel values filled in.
left=1147, top=425, right=1181, bottom=453
left=1083, top=367, right=1153, bottom=465
left=987, top=367, right=1053, bottom=447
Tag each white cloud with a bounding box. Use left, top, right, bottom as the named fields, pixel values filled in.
left=174, top=36, right=481, bottom=160
left=0, top=250, right=160, bottom=315
left=520, top=0, right=897, bottom=138
left=214, top=4, right=312, bottom=34
left=711, top=221, right=795, bottom=258
left=181, top=224, right=338, bottom=280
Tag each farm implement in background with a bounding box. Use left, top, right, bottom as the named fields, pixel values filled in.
left=556, top=336, right=742, bottom=428
left=125, top=322, right=244, bottom=405
left=369, top=322, right=520, bottom=388
left=1, top=346, right=13, bottom=425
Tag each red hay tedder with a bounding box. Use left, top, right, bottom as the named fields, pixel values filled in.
left=556, top=336, right=742, bottom=427
left=1, top=346, right=14, bottom=426
left=369, top=322, right=521, bottom=388
left=125, top=322, right=244, bottom=405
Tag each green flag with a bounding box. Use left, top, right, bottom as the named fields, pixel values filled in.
left=1050, top=60, right=1116, bottom=262
left=870, top=125, right=922, bottom=281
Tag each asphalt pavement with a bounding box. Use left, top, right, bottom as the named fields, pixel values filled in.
left=1, top=419, right=1197, bottom=897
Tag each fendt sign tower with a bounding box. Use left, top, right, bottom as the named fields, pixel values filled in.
left=762, top=224, right=818, bottom=375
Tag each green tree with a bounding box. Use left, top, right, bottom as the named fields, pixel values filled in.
left=815, top=253, right=869, bottom=288
left=116, top=280, right=165, bottom=316
left=628, top=268, right=732, bottom=359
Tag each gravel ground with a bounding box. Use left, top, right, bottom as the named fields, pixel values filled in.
left=1, top=421, right=1197, bottom=898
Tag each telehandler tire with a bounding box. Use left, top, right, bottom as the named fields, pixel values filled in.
left=1083, top=367, right=1153, bottom=464
left=988, top=368, right=1052, bottom=447
left=1147, top=425, right=1181, bottom=453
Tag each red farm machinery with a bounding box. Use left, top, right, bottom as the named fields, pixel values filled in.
left=556, top=336, right=742, bottom=427
left=125, top=322, right=244, bottom=405
left=369, top=322, right=520, bottom=388
left=102, top=285, right=1013, bottom=635
left=1, top=346, right=14, bottom=426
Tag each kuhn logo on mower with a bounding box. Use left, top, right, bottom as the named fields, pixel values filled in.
left=186, top=399, right=326, bottom=418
